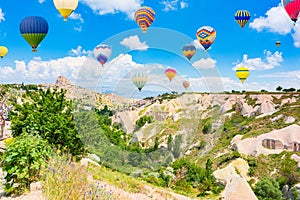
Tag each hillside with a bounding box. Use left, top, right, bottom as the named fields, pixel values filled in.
left=1, top=79, right=300, bottom=199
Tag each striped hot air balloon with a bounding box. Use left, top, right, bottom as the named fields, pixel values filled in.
left=182, top=44, right=196, bottom=61
left=282, top=0, right=300, bottom=24
left=93, top=44, right=112, bottom=67
left=276, top=40, right=281, bottom=47
left=53, top=0, right=78, bottom=22
left=236, top=66, right=249, bottom=84
left=196, top=26, right=216, bottom=51
left=134, top=6, right=155, bottom=33
left=132, top=71, right=148, bottom=91
left=234, top=10, right=251, bottom=28
left=0, top=46, right=8, bottom=58
left=165, top=68, right=176, bottom=81
left=19, top=16, right=49, bottom=52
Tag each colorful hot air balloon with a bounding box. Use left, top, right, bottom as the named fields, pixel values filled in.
left=276, top=40, right=281, bottom=47
left=234, top=10, right=251, bottom=28
left=182, top=44, right=196, bottom=61
left=236, top=67, right=250, bottom=84
left=132, top=71, right=148, bottom=91
left=53, top=0, right=78, bottom=22
left=282, top=0, right=300, bottom=24
left=196, top=26, right=216, bottom=51
left=134, top=6, right=155, bottom=33
left=165, top=68, right=176, bottom=81
left=19, top=16, right=49, bottom=52
left=182, top=80, right=190, bottom=90
left=93, top=44, right=112, bottom=67
left=0, top=46, right=8, bottom=58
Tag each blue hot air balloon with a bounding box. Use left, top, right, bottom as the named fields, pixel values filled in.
left=19, top=16, right=49, bottom=52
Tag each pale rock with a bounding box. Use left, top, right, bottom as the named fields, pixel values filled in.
left=80, top=158, right=101, bottom=168
left=285, top=116, right=296, bottom=124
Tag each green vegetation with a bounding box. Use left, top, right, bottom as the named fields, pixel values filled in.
left=9, top=88, right=84, bottom=155
left=135, top=115, right=153, bottom=128
left=254, top=178, right=282, bottom=200
left=41, top=154, right=115, bottom=200
left=3, top=133, right=53, bottom=194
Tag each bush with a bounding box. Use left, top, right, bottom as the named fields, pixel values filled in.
left=254, top=177, right=282, bottom=200
left=41, top=154, right=115, bottom=200
left=3, top=133, right=53, bottom=194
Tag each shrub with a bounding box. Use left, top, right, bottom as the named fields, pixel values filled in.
left=41, top=154, right=115, bottom=200
left=3, top=133, right=53, bottom=194
left=254, top=177, right=282, bottom=200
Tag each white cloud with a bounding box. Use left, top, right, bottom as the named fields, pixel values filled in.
left=192, top=58, right=216, bottom=69
left=0, top=56, right=87, bottom=84
left=292, top=24, right=300, bottom=47
left=233, top=50, right=283, bottom=70
left=180, top=1, right=188, bottom=9
left=79, top=0, right=142, bottom=19
left=161, top=0, right=188, bottom=12
left=38, top=0, right=46, bottom=3
left=74, top=26, right=82, bottom=32
left=69, top=46, right=92, bottom=56
left=0, top=8, right=5, bottom=22
left=69, top=12, right=84, bottom=23
left=120, top=35, right=148, bottom=50
left=249, top=4, right=293, bottom=35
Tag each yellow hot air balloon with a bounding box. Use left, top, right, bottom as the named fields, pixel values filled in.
left=236, top=66, right=249, bottom=84
left=165, top=68, right=176, bottom=81
left=0, top=46, right=8, bottom=58
left=53, top=0, right=78, bottom=22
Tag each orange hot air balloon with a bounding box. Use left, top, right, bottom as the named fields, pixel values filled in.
left=164, top=68, right=176, bottom=81
left=182, top=80, right=190, bottom=89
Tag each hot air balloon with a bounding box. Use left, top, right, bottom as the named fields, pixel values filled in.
left=93, top=44, right=112, bottom=67
left=53, top=0, right=78, bottom=22
left=196, top=26, right=216, bottom=51
left=132, top=71, right=148, bottom=91
left=282, top=0, right=300, bottom=24
left=182, top=44, right=196, bottom=61
left=165, top=68, right=176, bottom=81
left=234, top=10, right=251, bottom=28
left=0, top=46, right=8, bottom=58
left=276, top=40, right=281, bottom=47
left=134, top=6, right=155, bottom=33
left=19, top=16, right=49, bottom=52
left=182, top=80, right=190, bottom=90
left=236, top=67, right=249, bottom=84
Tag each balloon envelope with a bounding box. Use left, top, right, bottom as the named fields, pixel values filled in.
left=182, top=80, right=190, bottom=89
left=19, top=16, right=49, bottom=52
left=182, top=44, right=196, bottom=60
left=165, top=68, right=176, bottom=81
left=134, top=6, right=155, bottom=33
left=132, top=71, right=148, bottom=91
left=276, top=40, right=281, bottom=47
left=53, top=0, right=78, bottom=21
left=93, top=44, right=112, bottom=66
left=0, top=46, right=8, bottom=58
left=196, top=26, right=216, bottom=51
left=234, top=10, right=251, bottom=28
left=282, top=0, right=300, bottom=23
left=236, top=67, right=249, bottom=84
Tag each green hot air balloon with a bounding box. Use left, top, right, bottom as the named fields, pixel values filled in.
left=19, top=16, right=49, bottom=52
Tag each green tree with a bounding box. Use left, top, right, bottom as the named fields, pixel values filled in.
left=9, top=89, right=84, bottom=155
left=276, top=86, right=283, bottom=92
left=254, top=178, right=282, bottom=200
left=172, top=134, right=182, bottom=158
left=167, top=134, right=173, bottom=151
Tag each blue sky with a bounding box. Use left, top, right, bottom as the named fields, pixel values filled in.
left=1, top=0, right=300, bottom=97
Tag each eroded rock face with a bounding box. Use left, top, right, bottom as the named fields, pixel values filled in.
left=55, top=76, right=72, bottom=86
